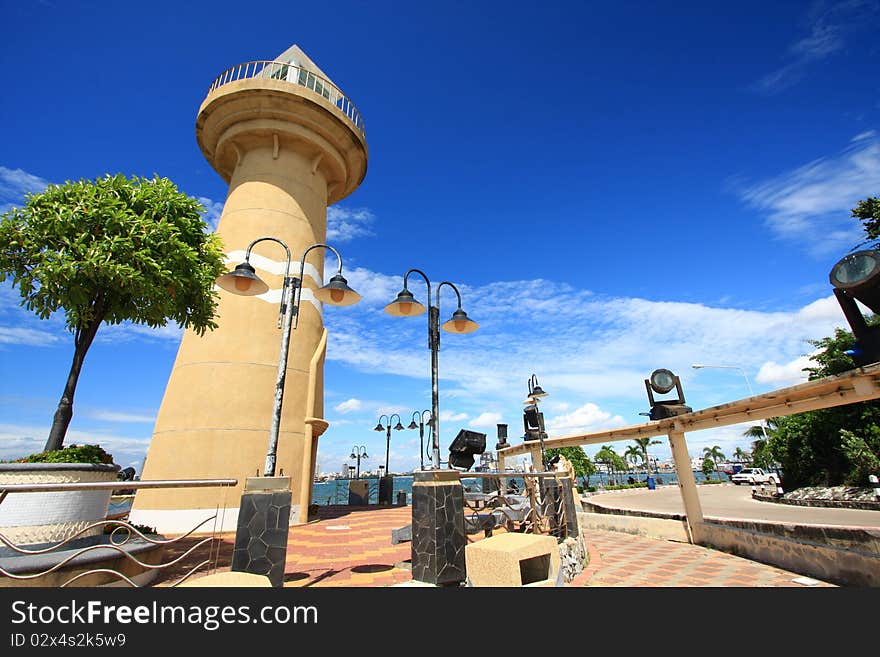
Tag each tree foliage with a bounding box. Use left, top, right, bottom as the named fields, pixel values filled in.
left=594, top=444, right=628, bottom=475
left=852, top=196, right=880, bottom=248
left=0, top=174, right=227, bottom=452
left=762, top=195, right=880, bottom=488
left=545, top=446, right=595, bottom=478
left=633, top=437, right=661, bottom=472
left=701, top=457, right=716, bottom=479
left=769, top=322, right=880, bottom=487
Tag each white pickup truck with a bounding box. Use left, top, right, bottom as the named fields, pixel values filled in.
left=731, top=468, right=780, bottom=485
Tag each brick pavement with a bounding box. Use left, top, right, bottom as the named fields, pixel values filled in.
left=161, top=504, right=836, bottom=587
left=569, top=529, right=835, bottom=587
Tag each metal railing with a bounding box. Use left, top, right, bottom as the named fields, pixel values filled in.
left=206, top=60, right=365, bottom=135
left=461, top=472, right=576, bottom=541
left=0, top=478, right=236, bottom=587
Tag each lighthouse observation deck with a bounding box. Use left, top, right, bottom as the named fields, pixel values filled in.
left=206, top=60, right=365, bottom=135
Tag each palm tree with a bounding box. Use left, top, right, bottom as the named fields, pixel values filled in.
left=634, top=437, right=661, bottom=474
left=595, top=445, right=624, bottom=485
left=742, top=417, right=780, bottom=440
left=733, top=447, right=750, bottom=464
left=624, top=445, right=642, bottom=480
left=702, top=445, right=725, bottom=481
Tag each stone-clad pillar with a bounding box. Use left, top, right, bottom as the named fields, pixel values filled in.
left=411, top=470, right=466, bottom=586
left=230, top=476, right=291, bottom=587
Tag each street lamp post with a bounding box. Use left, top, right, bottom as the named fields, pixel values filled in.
left=374, top=414, right=403, bottom=505
left=523, top=374, right=549, bottom=470
left=691, top=364, right=769, bottom=440
left=217, top=238, right=361, bottom=477
left=216, top=237, right=360, bottom=587
left=384, top=270, right=478, bottom=469
left=374, top=414, right=404, bottom=474
left=407, top=410, right=433, bottom=471
left=350, top=445, right=368, bottom=479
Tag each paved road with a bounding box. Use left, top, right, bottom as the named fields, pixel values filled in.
left=586, top=484, right=880, bottom=528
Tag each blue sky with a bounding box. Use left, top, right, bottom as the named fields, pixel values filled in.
left=1, top=0, right=879, bottom=474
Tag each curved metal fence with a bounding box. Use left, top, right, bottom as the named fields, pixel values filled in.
left=207, top=60, right=365, bottom=135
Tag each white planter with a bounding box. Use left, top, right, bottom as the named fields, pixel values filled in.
left=0, top=463, right=120, bottom=546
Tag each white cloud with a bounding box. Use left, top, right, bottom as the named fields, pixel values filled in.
left=0, top=326, right=61, bottom=347
left=0, top=166, right=50, bottom=213
left=752, top=2, right=877, bottom=94
left=197, top=196, right=224, bottom=232
left=755, top=354, right=815, bottom=387
left=334, top=398, right=363, bottom=414
left=0, top=423, right=152, bottom=469
left=545, top=402, right=627, bottom=435
left=469, top=412, right=503, bottom=428
left=326, top=206, right=375, bottom=242
left=439, top=410, right=468, bottom=422
left=738, top=133, right=880, bottom=255
left=85, top=410, right=156, bottom=424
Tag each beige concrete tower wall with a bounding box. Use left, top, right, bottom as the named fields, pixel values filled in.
left=131, top=54, right=368, bottom=533
left=133, top=147, right=329, bottom=528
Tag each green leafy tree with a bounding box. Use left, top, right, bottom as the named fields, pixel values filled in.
left=545, top=446, right=596, bottom=486
left=0, top=174, right=226, bottom=453
left=701, top=457, right=716, bottom=480
left=702, top=446, right=725, bottom=480
left=634, top=437, right=661, bottom=473
left=624, top=445, right=642, bottom=472
left=840, top=428, right=880, bottom=485
left=769, top=324, right=880, bottom=487
left=852, top=196, right=880, bottom=248
left=595, top=444, right=627, bottom=484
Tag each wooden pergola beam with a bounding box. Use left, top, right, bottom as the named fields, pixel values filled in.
left=499, top=362, right=880, bottom=458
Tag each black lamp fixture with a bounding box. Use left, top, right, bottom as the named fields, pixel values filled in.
left=349, top=445, right=368, bottom=479
left=527, top=374, right=548, bottom=399
left=384, top=269, right=479, bottom=469
left=829, top=249, right=880, bottom=367
left=495, top=423, right=509, bottom=450
left=216, top=238, right=360, bottom=477
left=644, top=368, right=692, bottom=420
left=407, top=410, right=433, bottom=471
left=523, top=374, right=549, bottom=469
left=375, top=414, right=404, bottom=474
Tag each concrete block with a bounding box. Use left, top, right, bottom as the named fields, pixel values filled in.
left=465, top=533, right=560, bottom=587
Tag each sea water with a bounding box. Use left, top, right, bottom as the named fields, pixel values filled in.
left=311, top=470, right=727, bottom=506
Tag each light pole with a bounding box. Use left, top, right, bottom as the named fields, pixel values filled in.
left=691, top=364, right=769, bottom=440
left=407, top=410, right=433, bottom=471
left=350, top=445, right=368, bottom=479
left=374, top=414, right=404, bottom=473
left=217, top=238, right=361, bottom=477
left=523, top=374, right=549, bottom=470
left=384, top=270, right=479, bottom=469
left=217, top=238, right=359, bottom=587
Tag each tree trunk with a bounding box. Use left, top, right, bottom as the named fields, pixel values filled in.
left=44, top=316, right=103, bottom=453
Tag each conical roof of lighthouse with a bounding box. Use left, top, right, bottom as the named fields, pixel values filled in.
left=274, top=44, right=339, bottom=88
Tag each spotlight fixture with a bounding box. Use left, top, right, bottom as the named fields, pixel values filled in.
left=448, top=429, right=486, bottom=471
left=495, top=423, right=509, bottom=450
left=644, top=368, right=692, bottom=420
left=829, top=249, right=880, bottom=367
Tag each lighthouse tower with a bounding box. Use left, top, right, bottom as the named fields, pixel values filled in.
left=131, top=45, right=368, bottom=530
